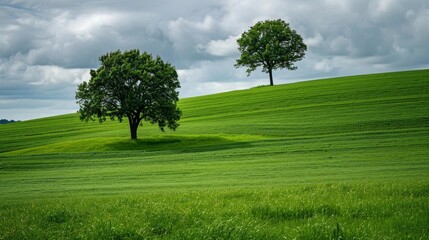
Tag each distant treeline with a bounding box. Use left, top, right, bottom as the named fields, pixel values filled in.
left=0, top=119, right=20, bottom=124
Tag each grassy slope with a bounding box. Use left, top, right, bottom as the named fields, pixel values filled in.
left=0, top=69, right=428, bottom=239
left=2, top=69, right=428, bottom=148
left=0, top=69, right=428, bottom=194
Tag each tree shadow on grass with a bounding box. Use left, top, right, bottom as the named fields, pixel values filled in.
left=3, top=135, right=256, bottom=156
left=104, top=135, right=252, bottom=153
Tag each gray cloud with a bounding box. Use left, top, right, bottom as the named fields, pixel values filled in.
left=1, top=0, right=428, bottom=120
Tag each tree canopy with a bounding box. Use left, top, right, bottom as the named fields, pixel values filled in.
left=235, top=19, right=307, bottom=86
left=76, top=49, right=181, bottom=139
left=0, top=119, right=19, bottom=124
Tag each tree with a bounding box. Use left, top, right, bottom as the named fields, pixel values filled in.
left=0, top=119, right=19, bottom=124
left=235, top=19, right=307, bottom=86
left=76, top=49, right=181, bottom=140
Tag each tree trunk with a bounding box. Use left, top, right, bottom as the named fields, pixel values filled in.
left=268, top=68, right=274, bottom=86
left=130, top=123, right=138, bottom=140
left=128, top=117, right=139, bottom=140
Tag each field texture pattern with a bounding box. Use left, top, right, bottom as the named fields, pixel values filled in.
left=0, top=69, right=428, bottom=239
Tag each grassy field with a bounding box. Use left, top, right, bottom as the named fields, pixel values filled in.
left=0, top=69, right=428, bottom=239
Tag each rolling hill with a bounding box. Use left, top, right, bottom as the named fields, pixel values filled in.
left=1, top=69, right=428, bottom=190
left=2, top=69, right=428, bottom=153
left=0, top=69, right=428, bottom=239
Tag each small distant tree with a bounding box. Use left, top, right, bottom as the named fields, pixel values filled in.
left=76, top=49, right=181, bottom=140
left=0, top=119, right=19, bottom=124
left=235, top=19, right=307, bottom=86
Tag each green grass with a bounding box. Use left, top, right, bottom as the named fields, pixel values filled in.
left=0, top=69, right=428, bottom=239
left=1, top=184, right=428, bottom=239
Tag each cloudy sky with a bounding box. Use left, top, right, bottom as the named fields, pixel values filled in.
left=1, top=0, right=428, bottom=120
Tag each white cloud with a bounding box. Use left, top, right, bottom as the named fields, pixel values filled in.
left=305, top=32, right=324, bottom=47
left=26, top=65, right=89, bottom=86
left=0, top=99, right=78, bottom=121
left=314, top=59, right=334, bottom=72
left=328, top=36, right=354, bottom=55
left=199, top=35, right=239, bottom=57
left=368, top=0, right=400, bottom=21
left=166, top=15, right=218, bottom=57
left=178, top=58, right=240, bottom=84
left=67, top=12, right=119, bottom=40
left=410, top=9, right=429, bottom=41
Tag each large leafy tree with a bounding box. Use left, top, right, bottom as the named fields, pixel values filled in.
left=76, top=49, right=181, bottom=140
left=235, top=19, right=307, bottom=86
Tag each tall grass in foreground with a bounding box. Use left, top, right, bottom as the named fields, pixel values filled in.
left=1, top=183, right=428, bottom=239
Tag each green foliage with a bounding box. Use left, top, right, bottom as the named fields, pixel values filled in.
left=76, top=49, right=181, bottom=139
left=0, top=69, right=428, bottom=239
left=235, top=19, right=307, bottom=85
left=0, top=119, right=20, bottom=124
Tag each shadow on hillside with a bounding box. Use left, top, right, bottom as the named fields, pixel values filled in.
left=104, top=135, right=252, bottom=153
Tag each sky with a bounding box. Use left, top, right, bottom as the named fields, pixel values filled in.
left=1, top=0, right=428, bottom=120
